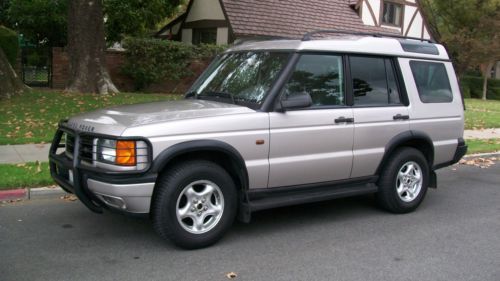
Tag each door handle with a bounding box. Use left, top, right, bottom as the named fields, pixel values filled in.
left=335, top=117, right=354, bottom=123
left=393, top=114, right=410, bottom=120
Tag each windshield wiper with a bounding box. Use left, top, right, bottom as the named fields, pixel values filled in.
left=197, top=91, right=235, bottom=104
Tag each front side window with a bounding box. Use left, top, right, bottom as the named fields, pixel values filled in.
left=283, top=54, right=345, bottom=107
left=410, top=61, right=453, bottom=103
left=382, top=1, right=403, bottom=27
left=190, top=52, right=290, bottom=107
left=350, top=56, right=401, bottom=106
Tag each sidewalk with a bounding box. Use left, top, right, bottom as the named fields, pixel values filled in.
left=0, top=129, right=498, bottom=164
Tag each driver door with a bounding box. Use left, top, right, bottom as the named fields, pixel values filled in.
left=268, top=54, right=354, bottom=188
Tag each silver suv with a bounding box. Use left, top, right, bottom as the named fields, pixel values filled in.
left=49, top=32, right=467, bottom=249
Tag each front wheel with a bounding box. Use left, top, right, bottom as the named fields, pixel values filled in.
left=152, top=160, right=237, bottom=249
left=376, top=147, right=429, bottom=213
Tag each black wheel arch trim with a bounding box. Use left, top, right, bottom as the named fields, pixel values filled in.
left=151, top=140, right=249, bottom=191
left=375, top=130, right=435, bottom=175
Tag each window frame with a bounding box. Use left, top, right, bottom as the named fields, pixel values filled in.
left=380, top=0, right=404, bottom=28
left=275, top=52, right=351, bottom=111
left=409, top=60, right=454, bottom=104
left=192, top=28, right=217, bottom=45
left=347, top=54, right=407, bottom=108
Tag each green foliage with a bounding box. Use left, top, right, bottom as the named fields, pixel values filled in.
left=0, top=25, right=19, bottom=65
left=104, top=0, right=179, bottom=43
left=460, top=76, right=500, bottom=100
left=420, top=0, right=500, bottom=75
left=122, top=38, right=226, bottom=90
left=6, top=0, right=67, bottom=46
left=0, top=162, right=53, bottom=190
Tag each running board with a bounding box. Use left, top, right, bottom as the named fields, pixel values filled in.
left=246, top=182, right=378, bottom=213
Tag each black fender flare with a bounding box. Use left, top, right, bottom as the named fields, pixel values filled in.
left=375, top=130, right=435, bottom=175
left=150, top=140, right=249, bottom=191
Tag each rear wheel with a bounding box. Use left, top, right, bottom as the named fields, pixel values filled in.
left=376, top=147, right=429, bottom=213
left=152, top=160, right=237, bottom=249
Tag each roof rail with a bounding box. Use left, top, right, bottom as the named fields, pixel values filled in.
left=302, top=29, right=435, bottom=43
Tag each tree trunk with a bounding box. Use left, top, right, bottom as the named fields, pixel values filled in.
left=66, top=0, right=118, bottom=94
left=0, top=48, right=28, bottom=99
left=481, top=60, right=494, bottom=100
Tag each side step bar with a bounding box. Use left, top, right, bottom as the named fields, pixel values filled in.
left=247, top=183, right=378, bottom=212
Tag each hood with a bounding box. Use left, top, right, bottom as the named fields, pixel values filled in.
left=66, top=99, right=255, bottom=136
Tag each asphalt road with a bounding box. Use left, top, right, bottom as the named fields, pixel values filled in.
left=1, top=163, right=499, bottom=281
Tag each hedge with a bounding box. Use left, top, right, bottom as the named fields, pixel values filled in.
left=460, top=76, right=500, bottom=100
left=0, top=25, right=19, bottom=66
left=122, top=38, right=226, bottom=90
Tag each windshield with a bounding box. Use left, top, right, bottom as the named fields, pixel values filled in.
left=188, top=51, right=290, bottom=108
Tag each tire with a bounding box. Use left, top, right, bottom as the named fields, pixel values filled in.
left=152, top=160, right=237, bottom=249
left=376, top=147, right=429, bottom=213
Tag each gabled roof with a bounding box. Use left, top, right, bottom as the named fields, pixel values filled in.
left=220, top=0, right=398, bottom=39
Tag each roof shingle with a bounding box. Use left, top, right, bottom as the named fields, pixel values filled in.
left=221, top=0, right=398, bottom=39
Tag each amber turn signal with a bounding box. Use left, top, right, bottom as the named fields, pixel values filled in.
left=116, top=140, right=136, bottom=166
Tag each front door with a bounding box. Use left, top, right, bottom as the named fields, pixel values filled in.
left=268, top=54, right=354, bottom=188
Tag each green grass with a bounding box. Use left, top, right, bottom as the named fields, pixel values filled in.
left=464, top=99, right=500, bottom=130
left=0, top=162, right=53, bottom=190
left=466, top=139, right=500, bottom=155
left=0, top=90, right=182, bottom=145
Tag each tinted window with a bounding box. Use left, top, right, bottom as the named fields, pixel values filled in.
left=410, top=61, right=453, bottom=103
left=193, top=28, right=217, bottom=44
left=284, top=54, right=345, bottom=106
left=350, top=56, right=401, bottom=106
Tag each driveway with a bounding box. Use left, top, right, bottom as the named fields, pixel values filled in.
left=1, top=163, right=499, bottom=281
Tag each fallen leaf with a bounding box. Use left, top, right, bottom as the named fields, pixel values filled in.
left=226, top=272, right=237, bottom=279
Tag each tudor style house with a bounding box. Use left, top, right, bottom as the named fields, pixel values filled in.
left=157, top=0, right=432, bottom=45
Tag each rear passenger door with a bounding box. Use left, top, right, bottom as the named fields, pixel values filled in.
left=349, top=56, right=410, bottom=178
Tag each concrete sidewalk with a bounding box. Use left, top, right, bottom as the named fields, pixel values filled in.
left=0, top=143, right=50, bottom=164
left=0, top=129, right=498, bottom=164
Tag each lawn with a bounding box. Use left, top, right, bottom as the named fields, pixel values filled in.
left=0, top=90, right=181, bottom=145
left=464, top=98, right=500, bottom=130
left=0, top=162, right=53, bottom=190
left=466, top=139, right=500, bottom=155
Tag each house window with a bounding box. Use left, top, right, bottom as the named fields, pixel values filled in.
left=382, top=1, right=403, bottom=27
left=193, top=28, right=217, bottom=44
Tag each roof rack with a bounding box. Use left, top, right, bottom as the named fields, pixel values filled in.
left=302, top=29, right=435, bottom=43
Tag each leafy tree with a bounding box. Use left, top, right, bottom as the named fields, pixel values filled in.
left=420, top=0, right=500, bottom=99
left=6, top=0, right=67, bottom=46
left=104, top=0, right=180, bottom=43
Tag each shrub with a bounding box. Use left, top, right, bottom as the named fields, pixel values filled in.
left=0, top=25, right=19, bottom=66
left=460, top=76, right=500, bottom=100
left=122, top=38, right=226, bottom=90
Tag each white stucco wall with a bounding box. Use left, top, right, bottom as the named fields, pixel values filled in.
left=185, top=0, right=225, bottom=22
left=359, top=0, right=431, bottom=39
left=216, top=27, right=229, bottom=45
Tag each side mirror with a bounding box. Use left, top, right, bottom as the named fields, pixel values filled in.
left=279, top=92, right=312, bottom=111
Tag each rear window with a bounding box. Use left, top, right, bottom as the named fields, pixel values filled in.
left=410, top=61, right=453, bottom=103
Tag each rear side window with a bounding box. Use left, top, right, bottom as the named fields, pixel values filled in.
left=350, top=56, right=401, bottom=106
left=410, top=61, right=453, bottom=103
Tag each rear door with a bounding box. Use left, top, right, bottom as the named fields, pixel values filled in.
left=268, top=53, right=354, bottom=187
left=349, top=56, right=410, bottom=178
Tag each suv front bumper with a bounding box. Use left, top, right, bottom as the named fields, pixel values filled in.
left=48, top=125, right=157, bottom=215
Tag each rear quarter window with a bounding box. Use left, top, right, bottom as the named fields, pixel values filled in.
left=410, top=61, right=453, bottom=103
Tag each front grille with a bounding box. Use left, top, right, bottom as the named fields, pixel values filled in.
left=63, top=132, right=94, bottom=164
left=79, top=136, right=94, bottom=163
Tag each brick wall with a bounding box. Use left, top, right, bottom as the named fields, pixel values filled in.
left=51, top=47, right=210, bottom=93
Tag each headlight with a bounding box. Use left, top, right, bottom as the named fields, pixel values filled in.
left=96, top=139, right=144, bottom=167
left=97, top=139, right=117, bottom=163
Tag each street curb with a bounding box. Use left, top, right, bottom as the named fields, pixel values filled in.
left=463, top=152, right=500, bottom=158
left=0, top=189, right=27, bottom=201
left=0, top=186, right=65, bottom=202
